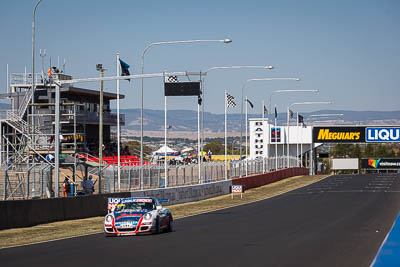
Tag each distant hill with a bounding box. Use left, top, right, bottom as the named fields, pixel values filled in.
left=120, top=108, right=400, bottom=132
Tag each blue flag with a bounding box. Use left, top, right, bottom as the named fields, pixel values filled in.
left=119, top=59, right=131, bottom=81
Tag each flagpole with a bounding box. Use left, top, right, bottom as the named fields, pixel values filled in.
left=287, top=107, right=290, bottom=168
left=275, top=105, right=278, bottom=170
left=296, top=112, right=299, bottom=167
left=116, top=53, right=121, bottom=192
left=262, top=100, right=265, bottom=173
left=224, top=90, right=227, bottom=180
left=164, top=92, right=168, bottom=188
left=301, top=123, right=303, bottom=167
left=282, top=117, right=285, bottom=164
left=198, top=96, right=201, bottom=183
left=245, top=96, right=248, bottom=176
left=268, top=111, right=271, bottom=171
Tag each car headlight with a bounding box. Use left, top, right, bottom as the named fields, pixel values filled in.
left=144, top=213, right=152, bottom=220
left=105, top=215, right=113, bottom=223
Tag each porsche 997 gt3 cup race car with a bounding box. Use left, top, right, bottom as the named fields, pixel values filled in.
left=104, top=197, right=173, bottom=236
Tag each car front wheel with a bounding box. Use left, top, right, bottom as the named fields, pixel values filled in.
left=166, top=216, right=174, bottom=232
left=153, top=218, right=160, bottom=234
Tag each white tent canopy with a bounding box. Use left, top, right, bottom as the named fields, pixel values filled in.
left=153, top=145, right=178, bottom=156
left=181, top=147, right=194, bottom=153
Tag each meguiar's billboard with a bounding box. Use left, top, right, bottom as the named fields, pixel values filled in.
left=361, top=158, right=400, bottom=169
left=312, top=127, right=366, bottom=143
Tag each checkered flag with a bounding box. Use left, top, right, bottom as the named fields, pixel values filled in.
left=165, top=75, right=178, bottom=83
left=226, top=93, right=236, bottom=108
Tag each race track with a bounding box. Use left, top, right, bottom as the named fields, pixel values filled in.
left=1, top=173, right=400, bottom=267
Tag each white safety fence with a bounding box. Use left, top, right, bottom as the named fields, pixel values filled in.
left=0, top=157, right=300, bottom=199
left=102, top=156, right=299, bottom=193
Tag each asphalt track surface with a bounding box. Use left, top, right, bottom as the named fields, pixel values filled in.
left=1, top=173, right=400, bottom=267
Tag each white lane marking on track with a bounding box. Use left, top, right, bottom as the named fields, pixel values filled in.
left=0, top=175, right=332, bottom=250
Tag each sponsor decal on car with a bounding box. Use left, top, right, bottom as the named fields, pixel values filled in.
left=121, top=198, right=153, bottom=203
left=108, top=198, right=120, bottom=211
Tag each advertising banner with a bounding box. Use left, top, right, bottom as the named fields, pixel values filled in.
left=361, top=158, right=400, bottom=169
left=312, top=127, right=366, bottom=143
left=365, top=127, right=400, bottom=143
left=164, top=81, right=201, bottom=96
left=332, top=158, right=359, bottom=170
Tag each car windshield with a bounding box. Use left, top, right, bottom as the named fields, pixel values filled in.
left=114, top=201, right=155, bottom=212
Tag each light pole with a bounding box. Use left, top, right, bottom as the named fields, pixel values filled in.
left=31, top=0, right=43, bottom=190
left=116, top=53, right=121, bottom=192
left=201, top=65, right=274, bottom=160
left=287, top=101, right=332, bottom=169
left=244, top=96, right=254, bottom=176
left=140, top=38, right=232, bottom=189
left=231, top=139, right=236, bottom=156
left=240, top=78, right=300, bottom=175
left=164, top=125, right=172, bottom=188
left=39, top=48, right=46, bottom=81
left=96, top=64, right=106, bottom=193
left=308, top=114, right=344, bottom=122
left=268, top=89, right=319, bottom=168
left=31, top=0, right=43, bottom=112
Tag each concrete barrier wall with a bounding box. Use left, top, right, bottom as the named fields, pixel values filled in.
left=0, top=192, right=131, bottom=230
left=0, top=180, right=232, bottom=230
left=0, top=168, right=306, bottom=230
left=232, top=167, right=309, bottom=190
left=130, top=180, right=232, bottom=205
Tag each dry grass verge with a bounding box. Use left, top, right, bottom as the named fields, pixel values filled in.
left=0, top=175, right=328, bottom=248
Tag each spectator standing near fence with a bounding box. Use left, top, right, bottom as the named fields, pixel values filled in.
left=81, top=177, right=87, bottom=194
left=86, top=176, right=95, bottom=195
left=63, top=177, right=71, bottom=197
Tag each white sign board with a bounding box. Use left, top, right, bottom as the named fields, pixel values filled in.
left=331, top=158, right=359, bottom=170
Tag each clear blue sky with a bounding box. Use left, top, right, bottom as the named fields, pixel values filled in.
left=0, top=0, right=399, bottom=114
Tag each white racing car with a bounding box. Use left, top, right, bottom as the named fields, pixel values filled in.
left=104, top=197, right=173, bottom=236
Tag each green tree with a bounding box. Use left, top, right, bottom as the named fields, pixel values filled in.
left=331, top=144, right=353, bottom=158
left=376, top=144, right=390, bottom=157
left=350, top=144, right=362, bottom=158
left=387, top=148, right=396, bottom=157
left=204, top=141, right=225, bottom=155
left=363, top=144, right=375, bottom=157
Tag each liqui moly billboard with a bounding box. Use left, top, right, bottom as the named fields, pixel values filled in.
left=366, top=127, right=400, bottom=142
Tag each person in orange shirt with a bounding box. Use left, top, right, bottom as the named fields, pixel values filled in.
left=63, top=177, right=71, bottom=197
